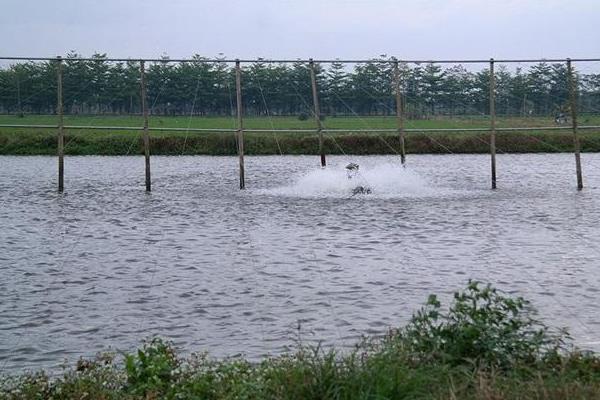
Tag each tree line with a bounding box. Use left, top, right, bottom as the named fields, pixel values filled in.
left=1, top=53, right=599, bottom=118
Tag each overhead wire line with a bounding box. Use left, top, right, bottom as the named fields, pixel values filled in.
left=289, top=75, right=384, bottom=195
left=2, top=59, right=180, bottom=370
left=1, top=112, right=146, bottom=372
left=388, top=63, right=587, bottom=155
left=58, top=60, right=149, bottom=153
left=270, top=68, right=349, bottom=346
left=255, top=70, right=283, bottom=155
left=0, top=61, right=103, bottom=154
left=4, top=56, right=600, bottom=64
left=138, top=62, right=246, bottom=343
left=287, top=77, right=350, bottom=158
left=333, top=79, right=456, bottom=157
left=135, top=63, right=238, bottom=340
left=340, top=64, right=468, bottom=155
left=181, top=68, right=203, bottom=154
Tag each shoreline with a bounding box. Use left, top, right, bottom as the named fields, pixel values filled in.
left=2, top=130, right=600, bottom=156
left=3, top=282, right=600, bottom=399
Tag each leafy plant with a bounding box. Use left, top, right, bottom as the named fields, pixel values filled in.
left=124, top=337, right=179, bottom=397
left=400, top=280, right=569, bottom=368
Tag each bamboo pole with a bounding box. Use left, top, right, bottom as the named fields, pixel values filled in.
left=309, top=59, right=326, bottom=167
left=56, top=56, right=64, bottom=192
left=567, top=58, right=583, bottom=190
left=489, top=58, right=497, bottom=189
left=393, top=61, right=406, bottom=165
left=235, top=60, right=245, bottom=189
left=140, top=61, right=151, bottom=192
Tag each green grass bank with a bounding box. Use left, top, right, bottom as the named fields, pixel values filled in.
left=2, top=281, right=600, bottom=400
left=1, top=115, right=600, bottom=155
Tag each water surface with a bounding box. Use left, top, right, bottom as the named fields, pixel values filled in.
left=1, top=154, right=600, bottom=372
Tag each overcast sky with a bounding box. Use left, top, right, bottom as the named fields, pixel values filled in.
left=1, top=0, right=598, bottom=60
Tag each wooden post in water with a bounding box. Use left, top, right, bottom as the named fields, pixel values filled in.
left=489, top=58, right=497, bottom=189
left=56, top=56, right=64, bottom=192
left=393, top=61, right=406, bottom=165
left=235, top=60, right=245, bottom=189
left=309, top=59, right=326, bottom=167
left=567, top=58, right=583, bottom=190
left=140, top=60, right=151, bottom=192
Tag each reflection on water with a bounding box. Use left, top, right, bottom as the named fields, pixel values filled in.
left=1, top=154, right=600, bottom=372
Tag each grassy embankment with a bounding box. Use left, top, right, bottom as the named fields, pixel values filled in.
left=1, top=114, right=600, bottom=156
left=2, top=281, right=600, bottom=399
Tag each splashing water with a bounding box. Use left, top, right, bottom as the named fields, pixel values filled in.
left=261, top=163, right=438, bottom=198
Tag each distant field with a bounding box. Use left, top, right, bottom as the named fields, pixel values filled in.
left=0, top=114, right=599, bottom=155
left=2, top=114, right=600, bottom=130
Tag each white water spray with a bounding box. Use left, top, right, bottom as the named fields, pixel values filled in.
left=262, top=163, right=438, bottom=199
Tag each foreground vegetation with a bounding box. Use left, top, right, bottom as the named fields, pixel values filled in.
left=3, top=281, right=600, bottom=399
left=1, top=115, right=600, bottom=155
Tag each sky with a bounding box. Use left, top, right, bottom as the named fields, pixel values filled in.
left=1, top=0, right=599, bottom=61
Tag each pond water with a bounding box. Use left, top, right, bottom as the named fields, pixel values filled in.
left=2, top=153, right=600, bottom=372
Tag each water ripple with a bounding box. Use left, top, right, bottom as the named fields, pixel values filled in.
left=1, top=154, right=600, bottom=372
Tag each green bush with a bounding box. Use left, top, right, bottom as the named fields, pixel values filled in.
left=124, top=337, right=179, bottom=397
left=398, top=280, right=569, bottom=368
